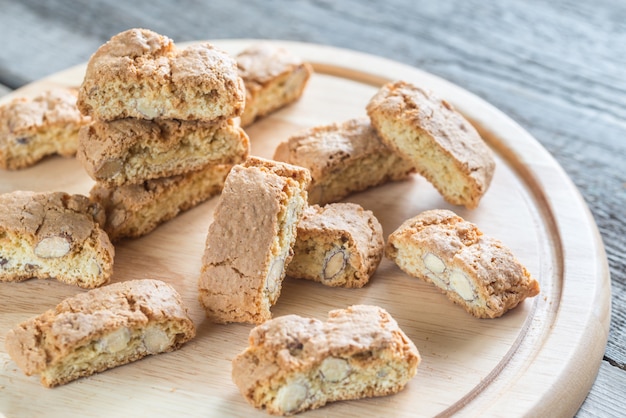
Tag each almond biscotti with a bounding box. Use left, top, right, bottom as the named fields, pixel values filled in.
left=198, top=156, right=311, bottom=324
left=386, top=209, right=540, bottom=318
left=366, top=81, right=495, bottom=209
left=0, top=88, right=90, bottom=169
left=273, top=117, right=415, bottom=205
left=77, top=28, right=245, bottom=122
left=90, top=163, right=233, bottom=241
left=78, top=117, right=249, bottom=186
left=4, top=279, right=196, bottom=387
left=286, top=203, right=384, bottom=288
left=232, top=305, right=421, bottom=416
left=237, top=43, right=313, bottom=127
left=0, top=191, right=114, bottom=288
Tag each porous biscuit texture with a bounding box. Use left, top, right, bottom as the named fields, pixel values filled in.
left=77, top=28, right=245, bottom=122
left=78, top=117, right=249, bottom=186
left=273, top=117, right=415, bottom=205
left=232, top=305, right=420, bottom=416
left=198, top=156, right=311, bottom=324
left=286, top=203, right=384, bottom=288
left=4, top=279, right=196, bottom=387
left=90, top=163, right=233, bottom=241
left=0, top=88, right=90, bottom=169
left=237, top=43, right=313, bottom=127
left=386, top=209, right=540, bottom=318
left=0, top=191, right=114, bottom=288
left=366, top=81, right=495, bottom=209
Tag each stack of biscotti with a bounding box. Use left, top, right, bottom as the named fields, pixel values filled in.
left=76, top=28, right=250, bottom=241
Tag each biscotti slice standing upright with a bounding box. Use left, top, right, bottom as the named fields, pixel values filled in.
left=286, top=203, right=384, bottom=288
left=386, top=209, right=540, bottom=318
left=273, top=117, right=415, bottom=205
left=232, top=305, right=421, bottom=416
left=0, top=191, right=114, bottom=288
left=237, top=43, right=313, bottom=127
left=198, top=156, right=311, bottom=324
left=0, top=88, right=90, bottom=169
left=366, top=80, right=495, bottom=209
left=77, top=28, right=245, bottom=122
left=77, top=117, right=249, bottom=186
left=5, top=279, right=196, bottom=387
left=90, top=163, right=235, bottom=242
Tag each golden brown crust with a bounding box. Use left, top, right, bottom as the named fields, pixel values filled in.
left=386, top=209, right=540, bottom=318
left=90, top=163, right=234, bottom=241
left=287, top=203, right=384, bottom=288
left=366, top=81, right=495, bottom=209
left=77, top=117, right=249, bottom=186
left=4, top=279, right=196, bottom=387
left=77, top=28, right=245, bottom=122
left=0, top=88, right=90, bottom=169
left=0, top=191, right=114, bottom=288
left=232, top=305, right=420, bottom=415
left=273, top=117, right=415, bottom=205
left=237, top=43, right=313, bottom=127
left=198, top=157, right=311, bottom=324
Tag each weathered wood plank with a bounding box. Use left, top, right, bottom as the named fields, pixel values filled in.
left=0, top=83, right=11, bottom=98
left=578, top=361, right=626, bottom=418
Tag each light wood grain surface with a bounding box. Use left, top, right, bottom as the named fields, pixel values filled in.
left=0, top=1, right=624, bottom=417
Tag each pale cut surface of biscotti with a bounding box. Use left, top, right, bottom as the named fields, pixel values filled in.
left=90, top=163, right=233, bottom=242
left=4, top=279, right=196, bottom=387
left=273, top=117, right=415, bottom=205
left=386, top=209, right=540, bottom=318
left=78, top=117, right=249, bottom=186
left=366, top=80, right=495, bottom=209
left=286, top=203, right=384, bottom=288
left=237, top=43, right=313, bottom=127
left=0, top=191, right=114, bottom=288
left=198, top=156, right=311, bottom=324
left=232, top=305, right=421, bottom=416
left=77, top=28, right=245, bottom=122
left=0, top=88, right=90, bottom=170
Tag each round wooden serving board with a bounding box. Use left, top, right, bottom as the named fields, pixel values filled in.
left=0, top=41, right=611, bottom=417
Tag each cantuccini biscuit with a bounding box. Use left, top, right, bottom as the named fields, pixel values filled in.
left=286, top=203, right=384, bottom=288
left=232, top=305, right=420, bottom=416
left=77, top=28, right=245, bottom=122
left=77, top=117, right=249, bottom=186
left=366, top=80, right=495, bottom=209
left=90, top=163, right=233, bottom=241
left=4, top=279, right=196, bottom=387
left=198, top=156, right=311, bottom=324
left=0, top=191, right=114, bottom=288
left=0, top=88, right=90, bottom=170
left=386, top=209, right=540, bottom=318
left=237, top=43, right=313, bottom=127
left=273, top=117, right=415, bottom=205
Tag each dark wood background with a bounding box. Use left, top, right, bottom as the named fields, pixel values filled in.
left=0, top=0, right=624, bottom=416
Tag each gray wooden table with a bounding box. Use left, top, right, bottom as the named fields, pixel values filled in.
left=0, top=0, right=624, bottom=416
